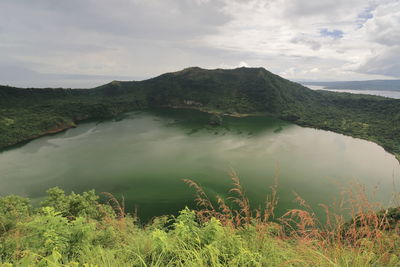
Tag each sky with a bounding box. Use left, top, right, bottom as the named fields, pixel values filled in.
left=0, top=0, right=399, bottom=88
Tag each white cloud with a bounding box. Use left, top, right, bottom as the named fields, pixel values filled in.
left=0, top=0, right=399, bottom=87
left=197, top=0, right=400, bottom=80
left=364, top=1, right=400, bottom=46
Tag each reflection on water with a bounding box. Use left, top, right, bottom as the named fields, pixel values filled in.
left=0, top=108, right=399, bottom=221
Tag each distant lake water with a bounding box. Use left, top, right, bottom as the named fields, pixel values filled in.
left=0, top=109, right=399, bottom=221
left=305, top=85, right=400, bottom=99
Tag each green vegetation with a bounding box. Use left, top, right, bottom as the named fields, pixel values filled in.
left=0, top=173, right=399, bottom=266
left=1, top=67, right=399, bottom=265
left=208, top=114, right=222, bottom=125
left=1, top=67, right=399, bottom=162
left=0, top=85, right=148, bottom=149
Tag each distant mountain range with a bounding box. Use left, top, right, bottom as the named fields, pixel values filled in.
left=304, top=80, right=400, bottom=91
left=1, top=67, right=399, bottom=161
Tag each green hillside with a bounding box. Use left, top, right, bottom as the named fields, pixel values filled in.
left=1, top=67, right=399, bottom=161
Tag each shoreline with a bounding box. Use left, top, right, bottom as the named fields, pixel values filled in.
left=163, top=105, right=400, bottom=164
left=161, top=104, right=264, bottom=118
left=0, top=123, right=76, bottom=153
left=1, top=106, right=399, bottom=165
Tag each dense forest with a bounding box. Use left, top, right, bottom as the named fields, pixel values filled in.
left=1, top=67, right=399, bottom=162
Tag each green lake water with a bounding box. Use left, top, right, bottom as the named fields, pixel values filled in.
left=0, top=109, right=399, bottom=221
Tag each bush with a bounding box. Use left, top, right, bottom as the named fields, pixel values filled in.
left=41, top=187, right=114, bottom=220
left=0, top=195, right=31, bottom=235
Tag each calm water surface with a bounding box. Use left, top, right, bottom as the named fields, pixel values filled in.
left=0, top=109, right=399, bottom=221
left=305, top=85, right=400, bottom=99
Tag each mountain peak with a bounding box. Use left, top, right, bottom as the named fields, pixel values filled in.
left=173, top=66, right=269, bottom=74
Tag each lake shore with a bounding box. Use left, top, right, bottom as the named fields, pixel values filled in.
left=1, top=109, right=398, bottom=223
left=1, top=106, right=399, bottom=166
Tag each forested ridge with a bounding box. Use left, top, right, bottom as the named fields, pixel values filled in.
left=1, top=67, right=399, bottom=161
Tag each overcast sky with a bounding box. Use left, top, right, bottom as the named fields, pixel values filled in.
left=0, top=0, right=399, bottom=88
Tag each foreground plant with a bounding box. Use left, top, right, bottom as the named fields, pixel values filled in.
left=184, top=172, right=400, bottom=266
left=0, top=174, right=399, bottom=266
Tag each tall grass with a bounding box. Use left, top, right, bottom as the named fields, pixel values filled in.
left=183, top=171, right=400, bottom=266
left=0, top=172, right=399, bottom=266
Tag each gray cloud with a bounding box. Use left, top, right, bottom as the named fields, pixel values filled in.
left=291, top=35, right=321, bottom=51
left=0, top=0, right=399, bottom=87
left=0, top=0, right=230, bottom=40
left=0, top=0, right=234, bottom=86
left=283, top=0, right=366, bottom=18
left=0, top=64, right=135, bottom=88
left=358, top=46, right=400, bottom=77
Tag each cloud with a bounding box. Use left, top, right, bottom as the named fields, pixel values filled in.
left=363, top=1, right=400, bottom=46
left=291, top=35, right=322, bottom=51
left=358, top=46, right=400, bottom=77
left=202, top=0, right=399, bottom=79
left=0, top=0, right=235, bottom=86
left=0, top=0, right=230, bottom=39
left=352, top=1, right=400, bottom=77
left=358, top=7, right=374, bottom=21
left=0, top=0, right=399, bottom=87
left=0, top=64, right=135, bottom=88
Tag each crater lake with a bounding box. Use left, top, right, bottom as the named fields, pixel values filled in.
left=0, top=109, right=399, bottom=221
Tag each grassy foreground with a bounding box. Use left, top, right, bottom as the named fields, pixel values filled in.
left=0, top=174, right=400, bottom=266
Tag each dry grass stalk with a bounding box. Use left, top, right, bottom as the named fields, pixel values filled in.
left=101, top=192, right=126, bottom=219
left=228, top=169, right=252, bottom=225
left=184, top=169, right=399, bottom=263
left=184, top=169, right=280, bottom=228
